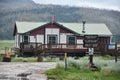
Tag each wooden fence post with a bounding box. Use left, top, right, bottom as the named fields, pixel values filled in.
left=64, top=53, right=67, bottom=71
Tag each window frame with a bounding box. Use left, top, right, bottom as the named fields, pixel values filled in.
left=67, top=35, right=76, bottom=44
left=23, top=35, right=29, bottom=43
left=47, top=35, right=58, bottom=44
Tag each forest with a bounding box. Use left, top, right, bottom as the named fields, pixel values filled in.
left=0, top=0, right=120, bottom=42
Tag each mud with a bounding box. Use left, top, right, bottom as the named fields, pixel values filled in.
left=0, top=62, right=57, bottom=80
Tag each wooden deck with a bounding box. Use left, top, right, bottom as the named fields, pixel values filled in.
left=18, top=43, right=87, bottom=54
left=14, top=43, right=120, bottom=56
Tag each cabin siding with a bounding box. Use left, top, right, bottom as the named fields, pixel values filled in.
left=76, top=36, right=84, bottom=44
left=30, top=27, right=44, bottom=36
left=99, top=37, right=110, bottom=44
left=20, top=35, right=23, bottom=43
left=60, top=33, right=75, bottom=44
left=60, top=27, right=73, bottom=33
left=30, top=36, right=36, bottom=42
left=77, top=39, right=83, bottom=44
left=45, top=24, right=60, bottom=28
left=60, top=33, right=67, bottom=43
left=77, top=36, right=84, bottom=39
left=14, top=35, right=17, bottom=48
left=36, top=35, right=44, bottom=44
left=15, top=34, right=20, bottom=48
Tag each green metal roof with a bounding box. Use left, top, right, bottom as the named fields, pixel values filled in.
left=16, top=21, right=47, bottom=34
left=60, top=22, right=112, bottom=36
left=15, top=21, right=112, bottom=36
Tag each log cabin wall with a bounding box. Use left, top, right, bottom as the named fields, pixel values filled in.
left=98, top=37, right=110, bottom=53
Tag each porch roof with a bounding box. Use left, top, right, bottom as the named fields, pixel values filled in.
left=15, top=21, right=112, bottom=36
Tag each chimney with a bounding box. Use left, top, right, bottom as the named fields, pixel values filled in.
left=82, top=21, right=86, bottom=33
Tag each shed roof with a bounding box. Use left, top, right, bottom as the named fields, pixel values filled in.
left=15, top=21, right=112, bottom=36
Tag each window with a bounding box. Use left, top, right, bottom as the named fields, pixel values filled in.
left=48, top=35, right=57, bottom=44
left=67, top=36, right=76, bottom=44
left=24, top=35, right=29, bottom=43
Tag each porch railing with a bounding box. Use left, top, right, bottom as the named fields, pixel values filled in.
left=20, top=43, right=87, bottom=53
left=17, top=43, right=114, bottom=54
left=20, top=43, right=42, bottom=51
left=36, top=44, right=87, bottom=51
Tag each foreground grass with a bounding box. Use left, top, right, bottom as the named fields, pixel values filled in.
left=45, top=57, right=120, bottom=80
left=46, top=67, right=120, bottom=80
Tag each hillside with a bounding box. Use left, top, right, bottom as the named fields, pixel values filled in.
left=0, top=0, right=120, bottom=42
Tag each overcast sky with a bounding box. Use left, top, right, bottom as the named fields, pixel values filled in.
left=32, top=0, right=120, bottom=11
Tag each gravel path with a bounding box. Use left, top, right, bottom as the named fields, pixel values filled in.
left=0, top=62, right=57, bottom=80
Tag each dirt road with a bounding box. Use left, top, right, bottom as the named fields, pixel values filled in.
left=0, top=62, right=57, bottom=80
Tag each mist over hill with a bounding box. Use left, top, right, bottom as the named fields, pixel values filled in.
left=0, top=0, right=120, bottom=42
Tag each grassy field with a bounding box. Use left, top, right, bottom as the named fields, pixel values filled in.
left=45, top=56, right=120, bottom=80
left=0, top=40, right=14, bottom=54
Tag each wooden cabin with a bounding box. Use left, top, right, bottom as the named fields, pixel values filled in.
left=13, top=21, right=112, bottom=56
